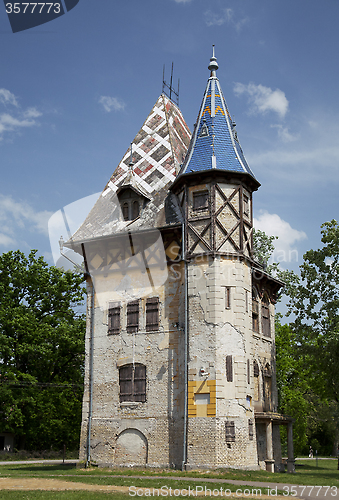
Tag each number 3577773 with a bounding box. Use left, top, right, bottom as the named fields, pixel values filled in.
left=5, top=3, right=61, bottom=14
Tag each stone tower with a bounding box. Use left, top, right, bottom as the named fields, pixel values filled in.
left=70, top=49, right=294, bottom=471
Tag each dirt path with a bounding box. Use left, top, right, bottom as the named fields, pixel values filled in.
left=0, top=477, right=289, bottom=498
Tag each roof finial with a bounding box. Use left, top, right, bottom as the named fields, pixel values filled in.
left=208, top=45, right=219, bottom=77
left=129, top=143, right=134, bottom=169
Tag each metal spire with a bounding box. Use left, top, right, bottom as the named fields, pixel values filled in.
left=208, top=45, right=219, bottom=77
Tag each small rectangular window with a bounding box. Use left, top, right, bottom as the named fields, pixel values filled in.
left=249, top=419, right=254, bottom=440
left=225, top=287, right=231, bottom=309
left=127, top=300, right=139, bottom=333
left=194, top=393, right=210, bottom=405
left=226, top=421, right=235, bottom=442
left=226, top=355, right=233, bottom=382
left=146, top=297, right=159, bottom=332
left=108, top=302, right=121, bottom=335
left=243, top=194, right=249, bottom=217
left=193, top=191, right=208, bottom=210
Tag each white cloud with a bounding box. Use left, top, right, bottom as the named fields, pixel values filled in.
left=23, top=107, right=42, bottom=119
left=0, top=88, right=18, bottom=107
left=0, top=89, right=42, bottom=139
left=0, top=233, right=16, bottom=246
left=254, top=211, right=307, bottom=264
left=234, top=82, right=289, bottom=118
left=98, top=96, right=125, bottom=113
left=204, top=8, right=248, bottom=31
left=271, top=124, right=297, bottom=142
left=0, top=194, right=53, bottom=247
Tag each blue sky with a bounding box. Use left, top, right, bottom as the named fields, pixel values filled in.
left=0, top=0, right=338, bottom=279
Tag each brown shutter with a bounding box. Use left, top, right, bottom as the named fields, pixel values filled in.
left=247, top=359, right=250, bottom=384
left=146, top=297, right=159, bottom=332
left=108, top=302, right=120, bottom=334
left=226, top=355, right=233, bottom=382
left=225, top=421, right=235, bottom=442
left=127, top=300, right=139, bottom=333
left=133, top=364, right=146, bottom=402
left=119, top=365, right=133, bottom=402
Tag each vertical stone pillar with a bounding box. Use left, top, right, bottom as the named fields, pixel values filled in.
left=287, top=421, right=295, bottom=473
left=265, top=420, right=275, bottom=472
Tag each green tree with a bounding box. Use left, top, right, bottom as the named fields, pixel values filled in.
left=0, top=250, right=86, bottom=450
left=253, top=228, right=299, bottom=299
left=289, top=219, right=339, bottom=454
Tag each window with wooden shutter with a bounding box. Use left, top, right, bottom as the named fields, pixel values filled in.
left=247, top=359, right=250, bottom=385
left=122, top=202, right=129, bottom=221
left=146, top=297, right=159, bottom=332
left=119, top=365, right=133, bottom=402
left=108, top=302, right=121, bottom=334
left=226, top=355, right=233, bottom=382
left=132, top=200, right=139, bottom=220
left=249, top=419, right=254, bottom=440
left=225, top=287, right=231, bottom=309
left=193, top=191, right=208, bottom=210
left=119, top=363, right=146, bottom=402
left=253, top=360, right=259, bottom=377
left=225, top=421, right=235, bottom=442
left=252, top=287, right=259, bottom=333
left=262, top=293, right=271, bottom=337
left=127, top=300, right=139, bottom=333
left=243, top=194, right=249, bottom=217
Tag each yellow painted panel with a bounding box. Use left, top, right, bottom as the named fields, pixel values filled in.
left=188, top=381, right=196, bottom=387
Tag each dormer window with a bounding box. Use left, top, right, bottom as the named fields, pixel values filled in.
left=117, top=188, right=147, bottom=222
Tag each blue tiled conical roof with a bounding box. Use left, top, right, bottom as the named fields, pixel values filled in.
left=178, top=48, right=257, bottom=181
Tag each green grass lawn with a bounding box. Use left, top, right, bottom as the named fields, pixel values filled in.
left=0, top=459, right=337, bottom=500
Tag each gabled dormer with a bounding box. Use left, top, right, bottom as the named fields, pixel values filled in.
left=116, top=149, right=151, bottom=222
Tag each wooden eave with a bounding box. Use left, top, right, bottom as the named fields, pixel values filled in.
left=170, top=169, right=261, bottom=194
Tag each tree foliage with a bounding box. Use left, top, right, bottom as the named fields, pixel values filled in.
left=290, top=220, right=339, bottom=404
left=0, top=250, right=86, bottom=450
left=254, top=224, right=339, bottom=454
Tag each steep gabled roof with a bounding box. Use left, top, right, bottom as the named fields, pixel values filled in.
left=177, top=48, right=258, bottom=183
left=70, top=94, right=191, bottom=244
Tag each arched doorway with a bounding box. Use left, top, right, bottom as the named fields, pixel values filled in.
left=115, top=429, right=148, bottom=466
